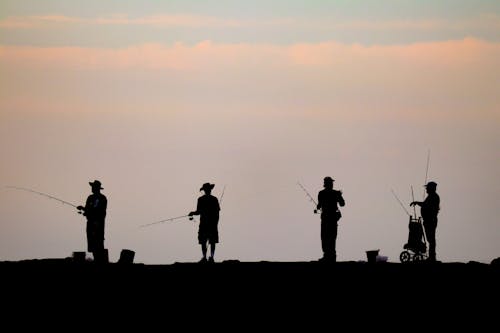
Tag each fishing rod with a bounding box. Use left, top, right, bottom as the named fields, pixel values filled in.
left=141, top=184, right=226, bottom=229
left=411, top=185, right=418, bottom=219
left=297, top=182, right=319, bottom=214
left=219, top=185, right=226, bottom=207
left=218, top=185, right=226, bottom=224
left=6, top=186, right=82, bottom=214
left=423, top=149, right=431, bottom=200
left=391, top=188, right=411, bottom=217
left=139, top=214, right=194, bottom=228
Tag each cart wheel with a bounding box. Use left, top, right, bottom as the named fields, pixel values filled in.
left=413, top=254, right=425, bottom=262
left=400, top=251, right=411, bottom=263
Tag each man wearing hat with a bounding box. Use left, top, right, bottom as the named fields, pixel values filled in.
left=189, top=183, right=221, bottom=263
left=411, top=181, right=440, bottom=262
left=77, top=180, right=107, bottom=260
left=316, top=176, right=345, bottom=262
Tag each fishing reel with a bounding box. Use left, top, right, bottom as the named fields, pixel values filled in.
left=313, top=209, right=324, bottom=214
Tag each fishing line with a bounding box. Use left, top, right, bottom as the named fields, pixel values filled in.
left=391, top=188, right=411, bottom=217
left=6, top=186, right=80, bottom=210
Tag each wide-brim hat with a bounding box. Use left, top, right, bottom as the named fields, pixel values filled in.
left=89, top=180, right=103, bottom=189
left=200, top=183, right=215, bottom=191
left=424, top=181, right=437, bottom=188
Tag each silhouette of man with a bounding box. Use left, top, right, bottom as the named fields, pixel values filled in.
left=316, top=177, right=345, bottom=262
left=77, top=180, right=107, bottom=261
left=189, top=183, right=220, bottom=263
left=411, top=181, right=440, bottom=262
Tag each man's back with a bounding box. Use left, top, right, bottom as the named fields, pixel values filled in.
left=421, top=192, right=440, bottom=220
left=318, top=189, right=344, bottom=217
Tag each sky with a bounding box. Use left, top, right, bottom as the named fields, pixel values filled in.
left=0, top=1, right=499, bottom=264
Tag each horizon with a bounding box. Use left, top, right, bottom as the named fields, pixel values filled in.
left=1, top=1, right=499, bottom=264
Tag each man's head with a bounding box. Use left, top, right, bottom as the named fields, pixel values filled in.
left=200, top=183, right=215, bottom=194
left=89, top=180, right=103, bottom=194
left=323, top=176, right=334, bottom=189
left=424, top=181, right=437, bottom=193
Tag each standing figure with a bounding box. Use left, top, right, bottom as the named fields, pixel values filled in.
left=411, top=181, right=440, bottom=262
left=189, top=183, right=220, bottom=263
left=77, top=180, right=107, bottom=261
left=317, top=177, right=345, bottom=262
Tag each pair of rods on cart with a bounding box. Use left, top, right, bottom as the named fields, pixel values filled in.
left=391, top=150, right=431, bottom=218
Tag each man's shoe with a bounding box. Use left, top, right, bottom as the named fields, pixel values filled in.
left=319, top=255, right=336, bottom=263
left=208, top=257, right=215, bottom=263
left=199, top=257, right=207, bottom=263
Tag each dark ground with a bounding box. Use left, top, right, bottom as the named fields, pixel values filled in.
left=1, top=259, right=498, bottom=328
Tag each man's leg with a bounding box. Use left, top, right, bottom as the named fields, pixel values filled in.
left=331, top=222, right=338, bottom=262
left=91, top=238, right=106, bottom=263
left=320, top=220, right=329, bottom=259
left=321, top=220, right=336, bottom=260
left=208, top=242, right=216, bottom=262
left=201, top=242, right=208, bottom=262
left=424, top=221, right=437, bottom=261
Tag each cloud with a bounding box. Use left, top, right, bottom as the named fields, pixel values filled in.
left=0, top=13, right=499, bottom=33
left=287, top=38, right=500, bottom=68
left=0, top=15, right=84, bottom=28
left=1, top=38, right=497, bottom=71
left=1, top=38, right=498, bottom=124
left=323, top=14, right=500, bottom=32
left=0, top=14, right=256, bottom=29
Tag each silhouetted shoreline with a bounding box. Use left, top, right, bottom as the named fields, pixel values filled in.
left=1, top=259, right=497, bottom=294
left=1, top=259, right=497, bottom=326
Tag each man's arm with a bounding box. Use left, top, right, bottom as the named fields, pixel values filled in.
left=77, top=196, right=90, bottom=216
left=338, top=191, right=345, bottom=207
left=189, top=198, right=201, bottom=216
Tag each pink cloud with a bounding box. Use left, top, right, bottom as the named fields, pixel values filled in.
left=1, top=38, right=497, bottom=71
left=1, top=14, right=498, bottom=31
left=0, top=15, right=84, bottom=28
left=1, top=38, right=498, bottom=122
left=0, top=14, right=252, bottom=29
left=287, top=38, right=499, bottom=68
left=0, top=43, right=193, bottom=70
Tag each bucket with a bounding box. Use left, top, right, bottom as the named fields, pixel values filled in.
left=118, top=249, right=135, bottom=264
left=366, top=250, right=380, bottom=263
